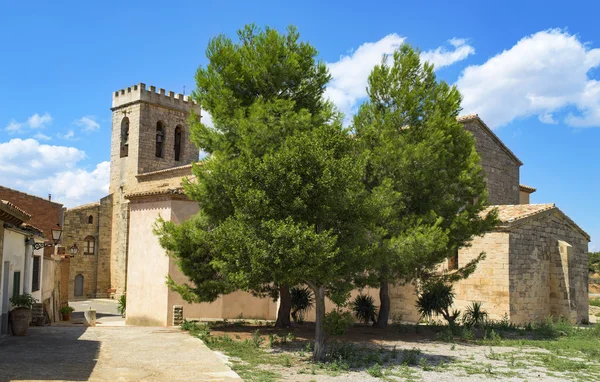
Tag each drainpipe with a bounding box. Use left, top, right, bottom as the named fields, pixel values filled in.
left=23, top=237, right=34, bottom=294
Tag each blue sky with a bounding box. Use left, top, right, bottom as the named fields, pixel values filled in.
left=1, top=1, right=598, bottom=250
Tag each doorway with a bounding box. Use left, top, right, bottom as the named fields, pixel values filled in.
left=74, top=274, right=84, bottom=297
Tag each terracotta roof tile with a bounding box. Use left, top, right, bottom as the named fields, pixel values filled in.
left=519, top=184, right=537, bottom=193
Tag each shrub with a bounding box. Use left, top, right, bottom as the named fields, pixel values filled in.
left=324, top=311, right=354, bottom=336
left=290, top=286, right=314, bottom=324
left=463, top=301, right=488, bottom=327
left=350, top=294, right=378, bottom=326
left=251, top=329, right=264, bottom=348
left=402, top=348, right=421, bottom=365
left=416, top=280, right=459, bottom=325
left=117, top=294, right=126, bottom=316
left=59, top=306, right=75, bottom=314
left=9, top=293, right=37, bottom=309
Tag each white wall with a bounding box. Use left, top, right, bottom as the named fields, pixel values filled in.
left=0, top=229, right=26, bottom=308
left=29, top=241, right=44, bottom=302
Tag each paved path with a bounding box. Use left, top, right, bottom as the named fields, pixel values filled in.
left=0, top=326, right=240, bottom=381
left=69, top=299, right=125, bottom=327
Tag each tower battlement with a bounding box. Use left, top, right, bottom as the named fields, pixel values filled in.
left=111, top=83, right=200, bottom=113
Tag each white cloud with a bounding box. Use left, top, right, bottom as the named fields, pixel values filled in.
left=324, top=34, right=406, bottom=118
left=457, top=29, right=600, bottom=128
left=325, top=34, right=474, bottom=121
left=0, top=138, right=109, bottom=207
left=27, top=113, right=52, bottom=129
left=75, top=116, right=100, bottom=131
left=420, top=38, right=475, bottom=69
left=33, top=133, right=52, bottom=141
left=201, top=109, right=214, bottom=128
left=5, top=120, right=23, bottom=132
left=29, top=162, right=110, bottom=207
left=58, top=130, right=77, bottom=140
left=5, top=113, right=52, bottom=132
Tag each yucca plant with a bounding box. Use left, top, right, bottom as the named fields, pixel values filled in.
left=416, top=280, right=459, bottom=325
left=463, top=301, right=488, bottom=327
left=350, top=294, right=378, bottom=326
left=117, top=294, right=126, bottom=317
left=290, top=286, right=314, bottom=324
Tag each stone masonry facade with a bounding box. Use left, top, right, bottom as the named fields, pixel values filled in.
left=60, top=84, right=200, bottom=298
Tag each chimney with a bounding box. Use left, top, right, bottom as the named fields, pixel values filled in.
left=48, top=194, right=52, bottom=201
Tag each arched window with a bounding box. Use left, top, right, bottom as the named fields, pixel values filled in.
left=156, top=121, right=165, bottom=158
left=74, top=274, right=84, bottom=297
left=87, top=215, right=93, bottom=224
left=84, top=236, right=95, bottom=256
left=120, top=117, right=129, bottom=158
left=174, top=125, right=183, bottom=161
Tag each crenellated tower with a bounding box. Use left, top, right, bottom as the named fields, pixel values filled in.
left=107, top=83, right=200, bottom=296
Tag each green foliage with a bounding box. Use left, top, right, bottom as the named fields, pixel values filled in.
left=589, top=251, right=600, bottom=274
left=59, top=305, right=74, bottom=314
left=251, top=329, right=264, bottom=348
left=117, top=294, right=126, bottom=316
left=590, top=298, right=600, bottom=307
left=290, top=286, right=314, bottom=324
left=367, top=363, right=383, bottom=377
left=416, top=280, right=460, bottom=325
left=350, top=294, right=378, bottom=325
left=324, top=311, right=354, bottom=336
left=402, top=348, right=422, bottom=366
left=352, top=43, right=499, bottom=325
left=9, top=293, right=37, bottom=309
left=463, top=301, right=488, bottom=327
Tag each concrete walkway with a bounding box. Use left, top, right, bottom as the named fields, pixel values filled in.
left=0, top=326, right=241, bottom=381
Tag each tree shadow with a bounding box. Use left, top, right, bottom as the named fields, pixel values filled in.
left=0, top=326, right=99, bottom=381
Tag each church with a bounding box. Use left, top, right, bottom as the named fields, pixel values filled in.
left=60, top=83, right=590, bottom=326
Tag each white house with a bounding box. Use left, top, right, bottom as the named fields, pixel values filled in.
left=0, top=200, right=46, bottom=334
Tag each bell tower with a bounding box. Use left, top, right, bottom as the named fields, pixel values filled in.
left=108, top=83, right=200, bottom=296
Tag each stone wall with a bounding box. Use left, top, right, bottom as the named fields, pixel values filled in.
left=96, top=195, right=112, bottom=297
left=63, top=203, right=101, bottom=299
left=508, top=211, right=589, bottom=324
left=461, top=120, right=521, bottom=205
left=0, top=186, right=64, bottom=258
left=108, top=84, right=200, bottom=298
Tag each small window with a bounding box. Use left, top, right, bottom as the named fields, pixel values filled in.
left=174, top=125, right=183, bottom=161
left=156, top=121, right=165, bottom=158
left=87, top=215, right=93, bottom=224
left=448, top=250, right=458, bottom=271
left=32, top=256, right=41, bottom=292
left=84, top=236, right=95, bottom=255
left=12, top=271, right=21, bottom=298
left=120, top=117, right=129, bottom=158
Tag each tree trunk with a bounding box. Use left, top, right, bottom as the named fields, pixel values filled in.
left=312, top=285, right=327, bottom=361
left=375, top=279, right=390, bottom=328
left=275, top=284, right=292, bottom=328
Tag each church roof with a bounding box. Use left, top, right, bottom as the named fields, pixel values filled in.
left=484, top=203, right=590, bottom=241
left=457, top=114, right=523, bottom=166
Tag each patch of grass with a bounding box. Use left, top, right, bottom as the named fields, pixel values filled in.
left=590, top=298, right=600, bottom=307
left=367, top=363, right=383, bottom=377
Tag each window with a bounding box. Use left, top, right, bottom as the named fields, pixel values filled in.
left=12, top=271, right=21, bottom=298
left=156, top=121, right=165, bottom=158
left=32, top=256, right=40, bottom=292
left=174, top=125, right=183, bottom=161
left=88, top=215, right=93, bottom=224
left=448, top=249, right=459, bottom=271
left=120, top=117, right=129, bottom=158
left=84, top=236, right=95, bottom=255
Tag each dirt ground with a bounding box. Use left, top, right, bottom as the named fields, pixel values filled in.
left=207, top=322, right=593, bottom=381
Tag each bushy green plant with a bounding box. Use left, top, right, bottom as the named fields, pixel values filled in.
left=415, top=280, right=459, bottom=325
left=251, top=329, right=264, bottom=348
left=9, top=293, right=37, bottom=309
left=463, top=301, right=488, bottom=327
left=350, top=294, right=378, bottom=325
left=324, top=311, right=354, bottom=336
left=290, top=286, right=314, bottom=324
left=367, top=363, right=383, bottom=377
left=59, top=306, right=74, bottom=314
left=117, top=294, right=126, bottom=316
